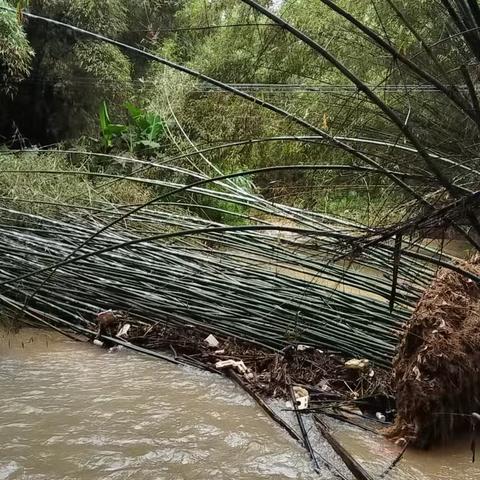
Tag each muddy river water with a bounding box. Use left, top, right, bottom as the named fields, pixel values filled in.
left=1, top=329, right=479, bottom=480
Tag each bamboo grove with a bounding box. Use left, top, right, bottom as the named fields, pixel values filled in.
left=1, top=1, right=480, bottom=367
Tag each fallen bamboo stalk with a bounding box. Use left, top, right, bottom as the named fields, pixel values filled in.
left=314, top=414, right=375, bottom=480
left=318, top=411, right=381, bottom=435
left=228, top=371, right=351, bottom=479
left=289, top=384, right=322, bottom=473
left=227, top=369, right=303, bottom=444
left=100, top=336, right=183, bottom=366
left=379, top=442, right=408, bottom=478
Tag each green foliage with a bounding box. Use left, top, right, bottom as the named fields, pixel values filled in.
left=0, top=0, right=33, bottom=93
left=125, top=102, right=166, bottom=150
left=0, top=151, right=102, bottom=213
left=0, top=149, right=158, bottom=212
left=23, top=39, right=135, bottom=138
left=140, top=0, right=469, bottom=217
left=123, top=0, right=178, bottom=46
left=70, top=40, right=133, bottom=105
left=1, top=0, right=476, bottom=227
left=39, top=0, right=128, bottom=36
left=1, top=0, right=181, bottom=140
left=99, top=101, right=166, bottom=153
left=99, top=101, right=128, bottom=150
left=72, top=41, right=132, bottom=84
left=193, top=175, right=257, bottom=224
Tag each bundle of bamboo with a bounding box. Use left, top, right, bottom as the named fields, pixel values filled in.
left=0, top=200, right=443, bottom=367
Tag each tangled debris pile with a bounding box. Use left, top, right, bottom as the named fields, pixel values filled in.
left=386, top=256, right=480, bottom=448
left=93, top=309, right=393, bottom=417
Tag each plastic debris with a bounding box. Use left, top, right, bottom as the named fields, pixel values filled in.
left=108, top=345, right=125, bottom=353
left=293, top=386, right=309, bottom=410
left=296, top=344, right=313, bottom=352
left=116, top=323, right=131, bottom=338
left=395, top=437, right=407, bottom=447
left=204, top=334, right=220, bottom=348
left=93, top=339, right=104, bottom=347
left=214, top=349, right=225, bottom=355
left=319, top=379, right=331, bottom=392
left=344, top=358, right=370, bottom=370
left=376, top=412, right=386, bottom=422
left=215, top=359, right=248, bottom=374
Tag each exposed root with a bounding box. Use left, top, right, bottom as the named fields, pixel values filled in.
left=386, top=256, right=480, bottom=447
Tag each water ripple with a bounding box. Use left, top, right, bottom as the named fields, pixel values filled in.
left=0, top=332, right=317, bottom=480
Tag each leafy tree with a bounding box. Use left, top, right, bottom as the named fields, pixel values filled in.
left=1, top=0, right=478, bottom=220
left=0, top=0, right=33, bottom=94
left=142, top=0, right=475, bottom=212
left=0, top=0, right=179, bottom=143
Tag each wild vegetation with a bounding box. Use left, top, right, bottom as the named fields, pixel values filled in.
left=2, top=0, right=480, bottom=450
left=2, top=0, right=474, bottom=221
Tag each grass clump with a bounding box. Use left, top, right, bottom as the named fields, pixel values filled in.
left=0, top=150, right=157, bottom=215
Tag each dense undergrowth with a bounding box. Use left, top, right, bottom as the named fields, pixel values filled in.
left=0, top=0, right=458, bottom=226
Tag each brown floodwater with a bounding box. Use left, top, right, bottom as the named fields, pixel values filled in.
left=334, top=422, right=480, bottom=480
left=1, top=327, right=479, bottom=480
left=0, top=330, right=319, bottom=480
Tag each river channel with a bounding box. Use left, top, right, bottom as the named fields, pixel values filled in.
left=1, top=328, right=479, bottom=479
